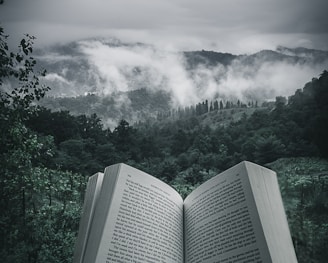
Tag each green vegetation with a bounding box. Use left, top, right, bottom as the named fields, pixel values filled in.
left=1, top=26, right=328, bottom=262
left=38, top=88, right=172, bottom=126
left=268, top=158, right=328, bottom=263
left=0, top=27, right=85, bottom=262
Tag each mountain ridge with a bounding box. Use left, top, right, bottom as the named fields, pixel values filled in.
left=31, top=39, right=328, bottom=126
left=35, top=41, right=328, bottom=96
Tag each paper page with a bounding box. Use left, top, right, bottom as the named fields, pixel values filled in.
left=184, top=161, right=271, bottom=263
left=245, top=162, right=297, bottom=262
left=73, top=172, right=104, bottom=263
left=95, top=164, right=184, bottom=263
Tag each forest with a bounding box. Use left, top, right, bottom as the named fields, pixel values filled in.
left=0, top=28, right=328, bottom=263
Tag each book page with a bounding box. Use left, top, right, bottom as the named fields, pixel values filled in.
left=73, top=172, right=104, bottom=263
left=246, top=162, right=297, bottom=262
left=184, top=162, right=271, bottom=263
left=94, top=164, right=184, bottom=263
left=82, top=165, right=120, bottom=263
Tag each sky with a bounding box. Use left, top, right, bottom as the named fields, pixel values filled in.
left=1, top=0, right=328, bottom=53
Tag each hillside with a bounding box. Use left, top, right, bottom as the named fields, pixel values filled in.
left=39, top=89, right=172, bottom=128
left=32, top=39, right=328, bottom=127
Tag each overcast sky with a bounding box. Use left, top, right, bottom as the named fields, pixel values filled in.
left=1, top=0, right=328, bottom=53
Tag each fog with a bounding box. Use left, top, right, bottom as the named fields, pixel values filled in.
left=39, top=39, right=328, bottom=109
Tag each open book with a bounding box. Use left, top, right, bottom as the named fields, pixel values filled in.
left=73, top=161, right=297, bottom=263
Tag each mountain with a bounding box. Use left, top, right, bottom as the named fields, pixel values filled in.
left=276, top=46, right=328, bottom=63
left=183, top=50, right=240, bottom=68
left=34, top=39, right=328, bottom=97
left=32, top=39, right=328, bottom=126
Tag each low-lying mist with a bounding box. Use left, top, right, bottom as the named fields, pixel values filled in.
left=38, top=39, right=328, bottom=107
left=33, top=38, right=328, bottom=128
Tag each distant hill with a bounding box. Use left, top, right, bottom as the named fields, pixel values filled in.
left=276, top=46, right=328, bottom=63
left=33, top=39, right=328, bottom=126
left=39, top=89, right=172, bottom=128
left=183, top=50, right=239, bottom=68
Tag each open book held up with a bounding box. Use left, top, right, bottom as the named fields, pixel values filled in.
left=73, top=161, right=297, bottom=263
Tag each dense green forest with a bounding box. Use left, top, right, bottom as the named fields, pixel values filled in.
left=1, top=28, right=328, bottom=262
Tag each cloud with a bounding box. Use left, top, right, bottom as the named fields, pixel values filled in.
left=217, top=60, right=326, bottom=102
left=44, top=73, right=70, bottom=84
left=1, top=0, right=328, bottom=53
left=56, top=40, right=328, bottom=108
left=78, top=40, right=200, bottom=106
left=35, top=53, right=74, bottom=63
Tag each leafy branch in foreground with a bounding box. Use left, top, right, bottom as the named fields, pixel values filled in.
left=0, top=27, right=49, bottom=118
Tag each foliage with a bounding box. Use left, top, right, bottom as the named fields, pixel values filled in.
left=0, top=29, right=49, bottom=118
left=0, top=26, right=85, bottom=263
left=1, top=166, right=85, bottom=262
left=38, top=88, right=172, bottom=126
left=267, top=158, right=328, bottom=263
left=25, top=70, right=328, bottom=184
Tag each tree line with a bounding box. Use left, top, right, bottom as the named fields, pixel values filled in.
left=156, top=99, right=259, bottom=120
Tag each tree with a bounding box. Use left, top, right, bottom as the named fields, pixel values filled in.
left=209, top=101, right=214, bottom=111
left=112, top=119, right=139, bottom=160
left=219, top=100, right=224, bottom=110
left=310, top=71, right=328, bottom=156
left=213, top=100, right=219, bottom=110
left=0, top=28, right=49, bottom=118
left=254, top=134, right=286, bottom=164
left=267, top=158, right=328, bottom=263
left=26, top=109, right=79, bottom=144
left=77, top=113, right=106, bottom=143
left=158, top=160, right=180, bottom=182
left=171, top=129, right=190, bottom=155
left=275, top=96, right=287, bottom=109
left=0, top=27, right=84, bottom=263
left=287, top=71, right=328, bottom=156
